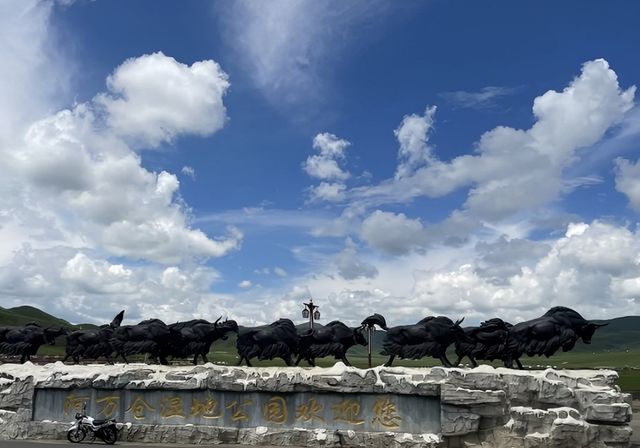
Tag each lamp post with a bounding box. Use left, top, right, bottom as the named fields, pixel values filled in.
left=302, top=299, right=320, bottom=330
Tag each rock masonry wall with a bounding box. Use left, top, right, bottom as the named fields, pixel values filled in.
left=0, top=362, right=632, bottom=448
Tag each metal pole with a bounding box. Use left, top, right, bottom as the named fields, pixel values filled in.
left=367, top=326, right=372, bottom=368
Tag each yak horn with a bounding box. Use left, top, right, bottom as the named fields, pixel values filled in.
left=453, top=317, right=465, bottom=327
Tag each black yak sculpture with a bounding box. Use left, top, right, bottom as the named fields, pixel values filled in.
left=453, top=318, right=515, bottom=368
left=110, top=318, right=175, bottom=365
left=63, top=310, right=125, bottom=364
left=236, top=318, right=298, bottom=367
left=0, top=323, right=67, bottom=363
left=369, top=314, right=466, bottom=367
left=168, top=317, right=239, bottom=365
left=504, top=306, right=607, bottom=369
left=295, top=321, right=367, bottom=367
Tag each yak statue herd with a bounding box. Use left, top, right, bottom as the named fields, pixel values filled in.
left=0, top=306, right=607, bottom=369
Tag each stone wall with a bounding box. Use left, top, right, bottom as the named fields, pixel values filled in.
left=0, top=362, right=632, bottom=447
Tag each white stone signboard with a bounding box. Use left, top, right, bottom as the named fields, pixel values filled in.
left=33, top=388, right=441, bottom=433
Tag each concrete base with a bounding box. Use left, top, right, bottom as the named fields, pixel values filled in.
left=0, top=362, right=633, bottom=447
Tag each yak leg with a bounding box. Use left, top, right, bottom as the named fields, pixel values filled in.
left=63, top=353, right=70, bottom=363
left=304, top=357, right=316, bottom=367
left=238, top=356, right=252, bottom=367
left=383, top=355, right=395, bottom=367
left=515, top=358, right=524, bottom=370
left=20, top=354, right=27, bottom=364
left=503, top=356, right=513, bottom=369
left=341, top=355, right=352, bottom=367
left=439, top=352, right=454, bottom=367
left=282, top=355, right=293, bottom=367
left=452, top=354, right=463, bottom=366
left=192, top=354, right=199, bottom=365
left=201, top=353, right=209, bottom=364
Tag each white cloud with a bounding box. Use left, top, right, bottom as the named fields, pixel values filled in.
left=614, top=157, right=640, bottom=210
left=335, top=238, right=378, bottom=280
left=439, top=86, right=519, bottom=110
left=61, top=253, right=136, bottom=295
left=394, top=106, right=436, bottom=179
left=238, top=280, right=252, bottom=289
left=304, top=133, right=350, bottom=181
left=274, top=267, right=288, bottom=277
left=217, top=0, right=390, bottom=110
left=352, top=59, right=636, bottom=222
left=0, top=246, right=232, bottom=324
left=360, top=210, right=426, bottom=255
left=96, top=52, right=229, bottom=148
left=181, top=165, right=196, bottom=180
left=263, top=220, right=640, bottom=328
left=3, top=53, right=242, bottom=265
left=0, top=0, right=71, bottom=145
left=309, top=182, right=346, bottom=202
left=0, top=5, right=243, bottom=326
left=410, top=221, right=640, bottom=320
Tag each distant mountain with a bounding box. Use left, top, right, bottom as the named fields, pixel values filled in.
left=0, top=305, right=94, bottom=330
left=572, top=316, right=640, bottom=352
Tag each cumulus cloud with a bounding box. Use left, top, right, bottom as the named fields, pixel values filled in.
left=96, top=52, right=229, bottom=148
left=61, top=253, right=136, bottom=295
left=304, top=133, right=352, bottom=203
left=394, top=106, right=436, bottom=179
left=275, top=220, right=640, bottom=327
left=309, top=182, right=346, bottom=202
left=360, top=210, right=426, bottom=255
left=0, top=246, right=232, bottom=324
left=0, top=5, right=243, bottom=324
left=411, top=221, right=640, bottom=320
left=353, top=59, right=636, bottom=222
left=238, top=280, right=252, bottom=289
left=304, top=133, right=350, bottom=180
left=335, top=238, right=378, bottom=280
left=614, top=158, right=640, bottom=210
left=10, top=96, right=243, bottom=264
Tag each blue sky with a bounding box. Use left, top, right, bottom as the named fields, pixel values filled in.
left=2, top=0, right=640, bottom=326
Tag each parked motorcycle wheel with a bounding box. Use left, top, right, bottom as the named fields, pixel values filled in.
left=101, top=426, right=117, bottom=445
left=66, top=426, right=86, bottom=443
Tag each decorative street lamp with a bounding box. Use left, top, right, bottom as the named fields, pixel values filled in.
left=302, top=299, right=320, bottom=330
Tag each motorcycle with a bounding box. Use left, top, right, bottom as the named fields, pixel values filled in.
left=67, top=402, right=131, bottom=445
